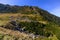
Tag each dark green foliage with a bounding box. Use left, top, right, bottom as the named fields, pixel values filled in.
left=36, top=8, right=60, bottom=25
left=19, top=21, right=52, bottom=37
left=2, top=21, right=52, bottom=37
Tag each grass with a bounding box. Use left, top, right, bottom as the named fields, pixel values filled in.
left=0, top=13, right=60, bottom=40
left=0, top=13, right=45, bottom=26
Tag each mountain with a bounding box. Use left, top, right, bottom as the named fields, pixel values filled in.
left=0, top=3, right=60, bottom=40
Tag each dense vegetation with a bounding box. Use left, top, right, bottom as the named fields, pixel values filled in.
left=4, top=21, right=52, bottom=37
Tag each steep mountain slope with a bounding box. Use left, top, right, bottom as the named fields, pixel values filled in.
left=0, top=3, right=60, bottom=25
left=0, top=3, right=60, bottom=40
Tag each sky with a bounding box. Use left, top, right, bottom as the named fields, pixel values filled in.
left=0, top=0, right=60, bottom=17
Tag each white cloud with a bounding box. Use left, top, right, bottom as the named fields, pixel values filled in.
left=50, top=7, right=60, bottom=17
left=0, top=0, right=17, bottom=5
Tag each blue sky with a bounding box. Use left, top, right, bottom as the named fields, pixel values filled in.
left=0, top=0, right=60, bottom=17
